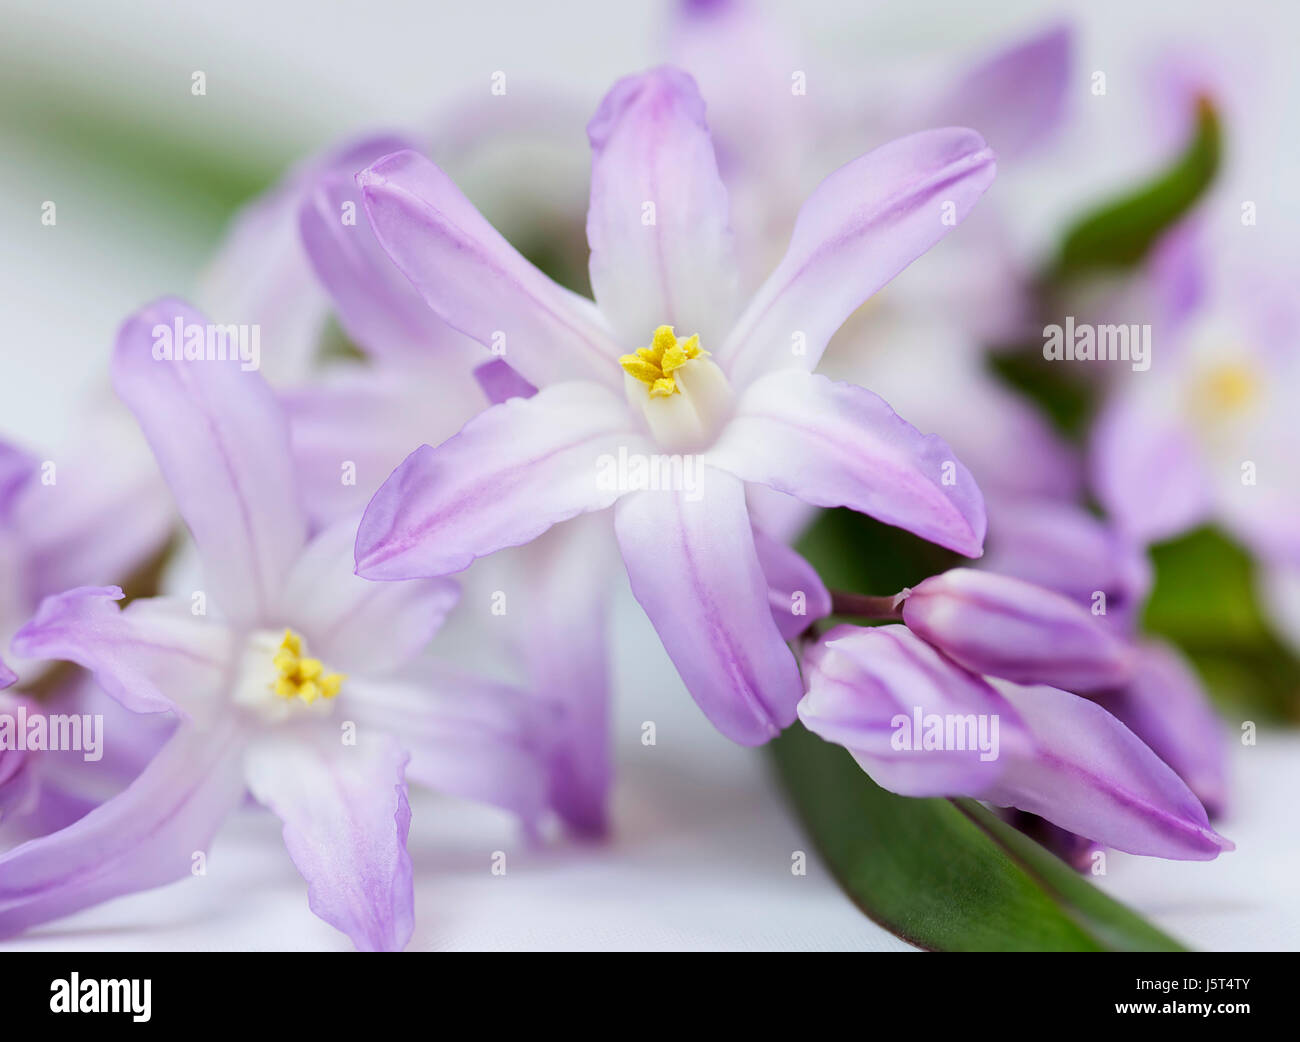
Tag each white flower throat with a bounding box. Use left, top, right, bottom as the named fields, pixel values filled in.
left=619, top=325, right=732, bottom=453
left=233, top=628, right=345, bottom=724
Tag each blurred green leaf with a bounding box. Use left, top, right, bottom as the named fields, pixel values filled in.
left=1050, top=98, right=1220, bottom=280
left=1144, top=526, right=1300, bottom=722
left=796, top=507, right=959, bottom=601
left=987, top=343, right=1098, bottom=440
left=771, top=722, right=1186, bottom=951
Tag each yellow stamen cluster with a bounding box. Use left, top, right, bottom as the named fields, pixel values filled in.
left=1193, top=362, right=1258, bottom=419
left=271, top=629, right=344, bottom=704
left=619, top=325, right=708, bottom=398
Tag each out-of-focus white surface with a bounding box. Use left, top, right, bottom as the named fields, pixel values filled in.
left=1, top=583, right=1294, bottom=952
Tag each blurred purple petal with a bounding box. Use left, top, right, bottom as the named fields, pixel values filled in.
left=473, top=359, right=537, bottom=405
left=0, top=720, right=246, bottom=938
left=348, top=669, right=556, bottom=830
left=198, top=132, right=417, bottom=382
left=505, top=514, right=615, bottom=836
left=982, top=498, right=1151, bottom=634
left=1092, top=640, right=1228, bottom=817
left=299, top=165, right=487, bottom=367
left=922, top=23, right=1073, bottom=160
left=1090, top=396, right=1213, bottom=547
left=282, top=362, right=479, bottom=529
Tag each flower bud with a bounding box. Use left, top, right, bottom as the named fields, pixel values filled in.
left=901, top=568, right=1132, bottom=692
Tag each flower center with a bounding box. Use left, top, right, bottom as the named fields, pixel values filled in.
left=1191, top=361, right=1258, bottom=422
left=271, top=629, right=345, bottom=704
left=620, top=325, right=709, bottom=398
left=618, top=325, right=733, bottom=453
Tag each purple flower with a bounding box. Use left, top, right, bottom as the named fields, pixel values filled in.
left=286, top=151, right=616, bottom=836
left=0, top=413, right=174, bottom=687
left=799, top=625, right=1232, bottom=860
left=1090, top=223, right=1300, bottom=564
left=1, top=299, right=558, bottom=951
left=901, top=568, right=1134, bottom=693
left=353, top=66, right=995, bottom=745
left=196, top=133, right=422, bottom=383
left=670, top=9, right=1079, bottom=516
left=981, top=498, right=1152, bottom=635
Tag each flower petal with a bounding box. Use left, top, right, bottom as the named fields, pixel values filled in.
left=0, top=441, right=36, bottom=520
left=11, top=588, right=235, bottom=716
left=614, top=467, right=803, bottom=745
left=358, top=149, right=623, bottom=389
left=921, top=24, right=1072, bottom=160
left=1090, top=396, right=1212, bottom=546
left=472, top=359, right=538, bottom=404
left=499, top=513, right=615, bottom=835
left=707, top=370, right=986, bottom=556
left=276, top=518, right=459, bottom=676
left=799, top=624, right=1020, bottom=796
left=244, top=729, right=414, bottom=952
left=585, top=66, right=737, bottom=347
left=347, top=668, right=557, bottom=829
left=196, top=132, right=416, bottom=383
left=902, top=568, right=1133, bottom=692
left=355, top=381, right=648, bottom=580
left=982, top=498, right=1152, bottom=635
left=801, top=625, right=1232, bottom=860
left=717, top=128, right=996, bottom=386
left=111, top=297, right=307, bottom=625
left=0, top=719, right=246, bottom=938
left=9, top=406, right=175, bottom=607
left=987, top=680, right=1232, bottom=860
left=1091, top=640, right=1228, bottom=817
left=282, top=360, right=487, bottom=530
left=753, top=527, right=831, bottom=641
left=299, top=166, right=487, bottom=367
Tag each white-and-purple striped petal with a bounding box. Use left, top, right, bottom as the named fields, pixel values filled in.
left=707, top=370, right=986, bottom=556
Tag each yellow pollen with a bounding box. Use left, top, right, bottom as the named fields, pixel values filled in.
left=1192, top=361, right=1258, bottom=420
left=619, top=325, right=708, bottom=398
left=270, top=629, right=344, bottom=705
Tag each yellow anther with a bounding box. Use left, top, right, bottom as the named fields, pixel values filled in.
left=270, top=629, right=345, bottom=704
left=619, top=325, right=708, bottom=398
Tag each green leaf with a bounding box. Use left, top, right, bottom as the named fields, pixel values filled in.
left=1144, top=526, right=1300, bottom=723
left=987, top=344, right=1098, bottom=440
left=1050, top=97, right=1220, bottom=281
left=796, top=507, right=960, bottom=601
left=771, top=722, right=1187, bottom=951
